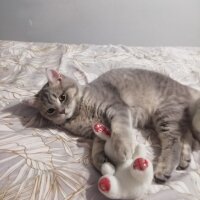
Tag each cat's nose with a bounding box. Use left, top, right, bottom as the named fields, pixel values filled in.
left=60, top=109, right=65, bottom=114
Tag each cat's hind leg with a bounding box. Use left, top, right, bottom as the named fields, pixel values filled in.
left=154, top=137, right=181, bottom=183
left=153, top=108, right=183, bottom=183
left=177, top=130, right=193, bottom=170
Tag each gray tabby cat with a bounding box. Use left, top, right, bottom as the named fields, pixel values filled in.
left=26, top=68, right=200, bottom=183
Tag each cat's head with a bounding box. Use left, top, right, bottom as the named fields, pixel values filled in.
left=25, top=69, right=82, bottom=125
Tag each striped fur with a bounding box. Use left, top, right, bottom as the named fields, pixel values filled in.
left=31, top=68, right=200, bottom=183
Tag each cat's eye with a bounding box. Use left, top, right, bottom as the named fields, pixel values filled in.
left=59, top=94, right=66, bottom=102
left=47, top=108, right=55, bottom=114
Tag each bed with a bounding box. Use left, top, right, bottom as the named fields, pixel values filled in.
left=0, top=40, right=200, bottom=200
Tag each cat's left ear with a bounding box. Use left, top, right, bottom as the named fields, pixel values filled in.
left=46, top=69, right=62, bottom=85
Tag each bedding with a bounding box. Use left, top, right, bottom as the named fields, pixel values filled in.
left=0, top=40, right=200, bottom=200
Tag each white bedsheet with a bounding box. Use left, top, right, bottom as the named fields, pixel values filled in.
left=0, top=40, right=200, bottom=200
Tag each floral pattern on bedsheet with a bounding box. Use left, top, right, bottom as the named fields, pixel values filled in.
left=0, top=40, right=200, bottom=200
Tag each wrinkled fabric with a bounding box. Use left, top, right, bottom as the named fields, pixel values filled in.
left=0, top=40, right=200, bottom=200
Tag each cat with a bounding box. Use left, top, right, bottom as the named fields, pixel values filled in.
left=25, top=68, right=200, bottom=183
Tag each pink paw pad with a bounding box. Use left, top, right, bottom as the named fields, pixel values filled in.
left=133, top=158, right=148, bottom=170
left=98, top=177, right=111, bottom=192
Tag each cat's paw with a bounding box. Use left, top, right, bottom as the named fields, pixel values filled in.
left=154, top=164, right=171, bottom=183
left=154, top=172, right=171, bottom=184
left=111, top=135, right=132, bottom=162
left=177, top=141, right=191, bottom=170
left=177, top=152, right=191, bottom=170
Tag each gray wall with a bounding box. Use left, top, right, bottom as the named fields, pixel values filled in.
left=0, top=0, right=200, bottom=46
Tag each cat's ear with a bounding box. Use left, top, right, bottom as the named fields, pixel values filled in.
left=23, top=96, right=39, bottom=109
left=46, top=69, right=62, bottom=85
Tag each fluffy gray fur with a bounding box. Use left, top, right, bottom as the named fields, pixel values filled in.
left=27, top=68, right=200, bottom=183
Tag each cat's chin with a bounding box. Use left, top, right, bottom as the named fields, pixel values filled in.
left=52, top=114, right=67, bottom=125
left=51, top=112, right=74, bottom=125
left=65, top=110, right=74, bottom=119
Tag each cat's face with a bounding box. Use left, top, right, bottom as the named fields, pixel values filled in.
left=26, top=69, right=81, bottom=125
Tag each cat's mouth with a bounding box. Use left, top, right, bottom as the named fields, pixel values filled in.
left=57, top=112, right=73, bottom=124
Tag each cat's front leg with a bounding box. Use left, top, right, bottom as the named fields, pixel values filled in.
left=106, top=104, right=133, bottom=162
left=92, top=136, right=108, bottom=171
